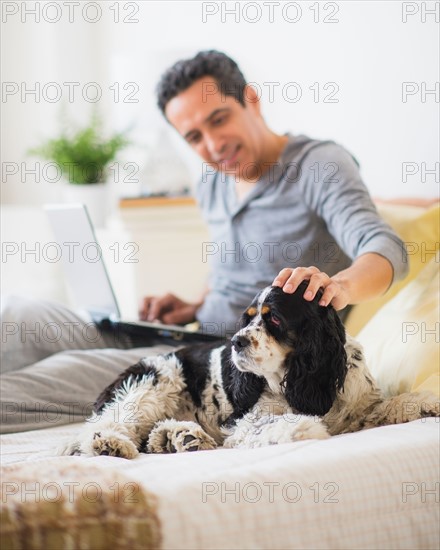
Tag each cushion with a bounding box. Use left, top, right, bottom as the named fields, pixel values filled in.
left=345, top=203, right=440, bottom=335
left=356, top=253, right=439, bottom=397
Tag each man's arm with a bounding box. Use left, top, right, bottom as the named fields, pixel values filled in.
left=273, top=141, right=408, bottom=309
left=273, top=252, right=395, bottom=310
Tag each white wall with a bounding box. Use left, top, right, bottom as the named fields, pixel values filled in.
left=1, top=0, right=439, bottom=203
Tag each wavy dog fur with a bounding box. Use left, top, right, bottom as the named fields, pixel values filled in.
left=59, top=282, right=440, bottom=458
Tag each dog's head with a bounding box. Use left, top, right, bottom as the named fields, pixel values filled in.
left=230, top=282, right=347, bottom=416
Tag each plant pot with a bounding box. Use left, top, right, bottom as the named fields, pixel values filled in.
left=63, top=182, right=108, bottom=227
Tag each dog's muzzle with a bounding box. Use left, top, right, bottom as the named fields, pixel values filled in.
left=231, top=334, right=250, bottom=352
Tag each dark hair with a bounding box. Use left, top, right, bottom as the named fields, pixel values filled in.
left=156, top=50, right=247, bottom=116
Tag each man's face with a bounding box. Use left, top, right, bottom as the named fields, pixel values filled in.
left=165, top=77, right=265, bottom=180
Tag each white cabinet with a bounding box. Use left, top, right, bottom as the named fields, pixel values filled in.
left=107, top=197, right=210, bottom=318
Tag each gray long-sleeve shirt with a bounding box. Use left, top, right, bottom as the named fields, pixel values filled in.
left=195, top=134, right=408, bottom=335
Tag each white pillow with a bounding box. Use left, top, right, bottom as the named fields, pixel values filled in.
left=356, top=253, right=439, bottom=397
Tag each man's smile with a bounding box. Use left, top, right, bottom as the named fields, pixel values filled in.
left=217, top=144, right=241, bottom=168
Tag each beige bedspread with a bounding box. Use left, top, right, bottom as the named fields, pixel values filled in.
left=1, top=419, right=439, bottom=549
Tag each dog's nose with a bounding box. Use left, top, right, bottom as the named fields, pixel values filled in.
left=231, top=334, right=250, bottom=351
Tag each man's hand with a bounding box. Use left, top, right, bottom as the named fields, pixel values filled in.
left=139, top=293, right=201, bottom=325
left=272, top=266, right=350, bottom=310
left=273, top=254, right=394, bottom=310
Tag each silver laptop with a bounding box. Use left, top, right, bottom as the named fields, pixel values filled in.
left=44, top=204, right=222, bottom=344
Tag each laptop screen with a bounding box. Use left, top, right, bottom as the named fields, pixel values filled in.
left=44, top=204, right=120, bottom=322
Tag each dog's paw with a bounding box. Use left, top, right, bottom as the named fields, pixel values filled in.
left=420, top=397, right=440, bottom=418
left=147, top=420, right=217, bottom=453
left=258, top=415, right=329, bottom=445
left=223, top=414, right=329, bottom=449
left=288, top=416, right=330, bottom=441
left=55, top=438, right=83, bottom=456
left=89, top=431, right=139, bottom=459
left=385, top=390, right=440, bottom=423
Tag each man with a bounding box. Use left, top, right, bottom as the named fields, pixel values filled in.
left=0, top=50, right=407, bottom=432
left=140, top=50, right=407, bottom=335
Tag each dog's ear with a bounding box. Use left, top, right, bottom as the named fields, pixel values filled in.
left=282, top=307, right=347, bottom=416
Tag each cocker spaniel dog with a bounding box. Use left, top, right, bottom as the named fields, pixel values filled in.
left=60, top=282, right=440, bottom=458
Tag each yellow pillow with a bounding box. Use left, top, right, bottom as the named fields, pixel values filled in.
left=346, top=203, right=440, bottom=335
left=356, top=254, right=439, bottom=397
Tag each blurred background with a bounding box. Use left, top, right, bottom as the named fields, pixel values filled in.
left=2, top=0, right=439, bottom=204
left=1, top=1, right=439, bottom=313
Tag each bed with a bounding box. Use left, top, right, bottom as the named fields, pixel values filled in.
left=1, top=419, right=439, bottom=549
left=1, top=201, right=439, bottom=549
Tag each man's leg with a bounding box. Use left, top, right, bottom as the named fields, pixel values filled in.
left=0, top=294, right=131, bottom=374
left=0, top=344, right=175, bottom=434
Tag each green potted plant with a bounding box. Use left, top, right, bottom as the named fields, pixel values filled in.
left=31, top=115, right=128, bottom=226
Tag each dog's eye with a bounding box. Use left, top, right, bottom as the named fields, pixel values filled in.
left=270, top=315, right=281, bottom=327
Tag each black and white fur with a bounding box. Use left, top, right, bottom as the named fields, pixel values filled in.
left=60, top=282, right=440, bottom=458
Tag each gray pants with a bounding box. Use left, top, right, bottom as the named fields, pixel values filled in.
left=0, top=295, right=174, bottom=433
